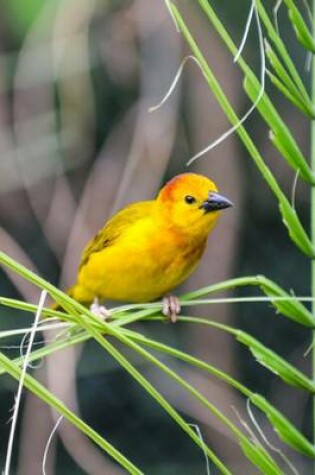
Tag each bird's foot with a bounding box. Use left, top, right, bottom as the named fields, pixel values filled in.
left=90, top=297, right=111, bottom=320
left=162, top=295, right=181, bottom=323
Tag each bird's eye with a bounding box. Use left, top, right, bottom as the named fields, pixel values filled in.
left=184, top=195, right=196, bottom=205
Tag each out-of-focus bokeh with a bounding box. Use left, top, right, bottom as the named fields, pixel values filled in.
left=0, top=1, right=311, bottom=473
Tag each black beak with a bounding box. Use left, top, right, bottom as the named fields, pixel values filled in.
left=199, top=192, right=233, bottom=213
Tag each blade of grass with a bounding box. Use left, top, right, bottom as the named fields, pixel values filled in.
left=264, top=40, right=315, bottom=117
left=195, top=0, right=315, bottom=179
left=110, top=332, right=284, bottom=474
left=255, top=0, right=311, bottom=101
left=284, top=0, right=315, bottom=52
left=244, top=72, right=315, bottom=183
left=0, top=251, right=230, bottom=468
left=64, top=307, right=231, bottom=475
left=311, top=0, right=315, bottom=470
left=122, top=328, right=315, bottom=457
left=4, top=290, right=47, bottom=475
left=152, top=315, right=315, bottom=393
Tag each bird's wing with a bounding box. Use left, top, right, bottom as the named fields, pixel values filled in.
left=79, top=201, right=153, bottom=269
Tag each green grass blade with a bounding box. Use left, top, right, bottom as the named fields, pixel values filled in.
left=279, top=200, right=315, bottom=258
left=197, top=0, right=315, bottom=136
left=252, top=394, right=315, bottom=457
left=68, top=309, right=232, bottom=475
left=244, top=72, right=315, bottom=184
left=164, top=316, right=315, bottom=393
left=0, top=329, right=90, bottom=378
left=256, top=0, right=311, bottom=102
left=123, top=327, right=252, bottom=395
left=284, top=0, right=315, bottom=52
left=265, top=41, right=315, bottom=117
left=124, top=328, right=315, bottom=458
left=169, top=3, right=315, bottom=258
left=182, top=275, right=314, bottom=328
left=267, top=69, right=314, bottom=116
left=198, top=0, right=310, bottom=103
left=0, top=351, right=143, bottom=474
left=257, top=276, right=314, bottom=327
left=116, top=331, right=284, bottom=474
left=239, top=441, right=284, bottom=475
left=237, top=332, right=315, bottom=393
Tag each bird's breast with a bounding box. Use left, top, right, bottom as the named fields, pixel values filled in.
left=77, top=220, right=207, bottom=303
left=148, top=228, right=207, bottom=279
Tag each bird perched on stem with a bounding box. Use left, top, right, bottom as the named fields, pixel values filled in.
left=58, top=173, right=232, bottom=322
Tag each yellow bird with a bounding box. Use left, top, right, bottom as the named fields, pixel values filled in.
left=62, top=173, right=232, bottom=321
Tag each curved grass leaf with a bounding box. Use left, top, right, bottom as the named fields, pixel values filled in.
left=0, top=251, right=230, bottom=471
left=116, top=329, right=283, bottom=475
left=256, top=275, right=314, bottom=327
left=265, top=41, right=315, bottom=118
left=244, top=73, right=315, bottom=185
left=169, top=3, right=315, bottom=258
left=256, top=0, right=311, bottom=102
left=125, top=328, right=315, bottom=458
left=179, top=274, right=314, bottom=327
left=0, top=259, right=313, bottom=468
left=71, top=310, right=232, bottom=475
left=2, top=313, right=312, bottom=462
left=279, top=200, right=315, bottom=258
left=252, top=394, right=315, bottom=457
left=0, top=352, right=143, bottom=474
left=284, top=0, right=315, bottom=52
left=237, top=332, right=315, bottom=393
left=197, top=0, right=311, bottom=114
left=267, top=69, right=314, bottom=117
left=240, top=440, right=284, bottom=475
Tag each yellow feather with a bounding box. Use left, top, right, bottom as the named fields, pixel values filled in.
left=63, top=173, right=232, bottom=306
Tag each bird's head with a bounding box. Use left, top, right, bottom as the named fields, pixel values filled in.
left=157, top=173, right=233, bottom=237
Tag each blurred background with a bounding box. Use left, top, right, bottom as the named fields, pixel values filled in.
left=0, top=0, right=311, bottom=473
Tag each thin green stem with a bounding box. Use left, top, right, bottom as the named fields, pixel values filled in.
left=312, top=0, right=315, bottom=467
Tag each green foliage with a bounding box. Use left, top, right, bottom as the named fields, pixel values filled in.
left=284, top=0, right=315, bottom=52
left=257, top=276, right=314, bottom=327
left=166, top=0, right=315, bottom=471
left=265, top=40, right=315, bottom=117
left=6, top=0, right=55, bottom=37
left=0, top=350, right=141, bottom=474
left=252, top=395, right=315, bottom=457
left=237, top=332, right=315, bottom=392
left=244, top=73, right=315, bottom=184
left=1, top=1, right=315, bottom=474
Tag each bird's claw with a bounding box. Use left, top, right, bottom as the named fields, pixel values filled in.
left=162, top=295, right=181, bottom=323
left=90, top=297, right=111, bottom=320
